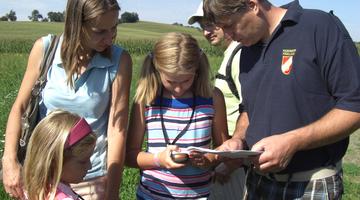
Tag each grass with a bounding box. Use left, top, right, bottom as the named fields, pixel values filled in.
left=0, top=21, right=222, bottom=57
left=343, top=162, right=360, bottom=199
left=0, top=21, right=201, bottom=41
left=0, top=21, right=359, bottom=199
left=343, top=130, right=360, bottom=200
left=356, top=42, right=360, bottom=55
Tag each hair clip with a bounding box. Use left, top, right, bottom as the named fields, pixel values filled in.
left=64, top=118, right=92, bottom=149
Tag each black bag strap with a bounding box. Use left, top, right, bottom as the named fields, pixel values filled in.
left=20, top=35, right=59, bottom=143
left=36, top=35, right=60, bottom=93
left=215, top=43, right=242, bottom=100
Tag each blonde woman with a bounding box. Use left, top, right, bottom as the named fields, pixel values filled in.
left=24, top=110, right=96, bottom=200
left=2, top=0, right=132, bottom=199
left=126, top=32, right=229, bottom=199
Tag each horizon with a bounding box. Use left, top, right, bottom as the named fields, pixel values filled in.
left=0, top=0, right=359, bottom=42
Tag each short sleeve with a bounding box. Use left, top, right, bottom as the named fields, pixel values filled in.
left=317, top=13, right=360, bottom=112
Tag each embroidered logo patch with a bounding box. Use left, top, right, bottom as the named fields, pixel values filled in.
left=281, top=49, right=296, bottom=75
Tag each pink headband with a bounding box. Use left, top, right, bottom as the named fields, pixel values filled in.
left=64, top=118, right=92, bottom=149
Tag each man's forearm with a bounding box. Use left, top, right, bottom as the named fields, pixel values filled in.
left=232, top=112, right=249, bottom=141
left=293, top=108, right=360, bottom=151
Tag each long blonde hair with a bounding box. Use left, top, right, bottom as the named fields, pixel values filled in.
left=61, top=0, right=120, bottom=88
left=23, top=110, right=96, bottom=200
left=135, top=32, right=213, bottom=105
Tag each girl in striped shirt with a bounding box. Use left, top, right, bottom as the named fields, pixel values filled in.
left=126, top=32, right=229, bottom=199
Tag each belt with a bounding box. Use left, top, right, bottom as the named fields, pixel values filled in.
left=255, top=161, right=342, bottom=182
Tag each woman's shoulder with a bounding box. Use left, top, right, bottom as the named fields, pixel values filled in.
left=110, top=45, right=131, bottom=65
left=31, top=34, right=53, bottom=52
left=41, top=34, right=55, bottom=42
left=111, top=44, right=123, bottom=51
left=111, top=44, right=130, bottom=57
left=31, top=34, right=57, bottom=56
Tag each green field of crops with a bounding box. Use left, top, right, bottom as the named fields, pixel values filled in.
left=0, top=21, right=359, bottom=199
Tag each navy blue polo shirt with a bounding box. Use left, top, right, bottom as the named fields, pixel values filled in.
left=240, top=0, right=360, bottom=173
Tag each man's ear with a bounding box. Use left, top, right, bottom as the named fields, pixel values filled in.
left=247, top=0, right=260, bottom=14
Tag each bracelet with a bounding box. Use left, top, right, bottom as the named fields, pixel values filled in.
left=153, top=152, right=161, bottom=168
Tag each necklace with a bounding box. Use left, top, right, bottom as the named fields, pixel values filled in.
left=159, top=88, right=196, bottom=145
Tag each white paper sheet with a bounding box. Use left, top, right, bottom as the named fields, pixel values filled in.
left=180, top=146, right=262, bottom=158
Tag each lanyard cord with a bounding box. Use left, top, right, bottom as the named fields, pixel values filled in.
left=160, top=87, right=196, bottom=145
left=71, top=189, right=85, bottom=200
left=76, top=194, right=85, bottom=200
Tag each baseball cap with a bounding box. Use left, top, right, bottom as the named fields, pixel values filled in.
left=188, top=1, right=203, bottom=25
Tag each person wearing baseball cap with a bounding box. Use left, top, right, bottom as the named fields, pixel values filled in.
left=188, top=1, right=227, bottom=46
left=188, top=2, right=245, bottom=200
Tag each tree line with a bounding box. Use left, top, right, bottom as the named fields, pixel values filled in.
left=1, top=9, right=139, bottom=23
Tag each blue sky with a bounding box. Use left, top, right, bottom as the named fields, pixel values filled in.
left=0, top=0, right=359, bottom=41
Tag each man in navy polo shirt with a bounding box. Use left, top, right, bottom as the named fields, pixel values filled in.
left=204, top=0, right=360, bottom=199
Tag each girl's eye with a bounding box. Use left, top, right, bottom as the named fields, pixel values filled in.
left=92, top=27, right=117, bottom=36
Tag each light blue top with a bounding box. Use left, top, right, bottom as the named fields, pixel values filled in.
left=39, top=34, right=123, bottom=179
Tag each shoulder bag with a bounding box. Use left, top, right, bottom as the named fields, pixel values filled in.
left=17, top=34, right=60, bottom=163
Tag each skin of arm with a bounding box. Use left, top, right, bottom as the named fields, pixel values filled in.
left=126, top=103, right=185, bottom=170
left=2, top=38, right=45, bottom=199
left=252, top=108, right=360, bottom=172
left=211, top=88, right=230, bottom=147
left=217, top=111, right=249, bottom=152
left=105, top=51, right=132, bottom=200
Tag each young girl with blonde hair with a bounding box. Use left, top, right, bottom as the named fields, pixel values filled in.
left=24, top=110, right=96, bottom=200
left=2, top=0, right=131, bottom=198
left=126, top=32, right=229, bottom=199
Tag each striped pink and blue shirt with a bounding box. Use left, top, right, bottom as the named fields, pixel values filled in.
left=137, top=96, right=214, bottom=199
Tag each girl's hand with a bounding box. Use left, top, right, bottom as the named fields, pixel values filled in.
left=157, top=145, right=186, bottom=169
left=2, top=157, right=25, bottom=199
left=189, top=151, right=214, bottom=169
